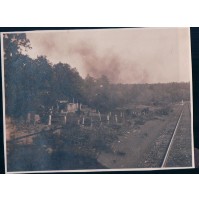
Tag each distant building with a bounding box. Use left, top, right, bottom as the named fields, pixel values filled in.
left=67, top=103, right=78, bottom=113
left=57, top=100, right=81, bottom=113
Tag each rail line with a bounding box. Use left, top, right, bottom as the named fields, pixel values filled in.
left=161, top=104, right=184, bottom=168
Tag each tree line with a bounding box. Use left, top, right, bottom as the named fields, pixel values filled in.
left=3, top=33, right=190, bottom=118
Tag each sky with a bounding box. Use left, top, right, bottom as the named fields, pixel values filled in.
left=24, top=28, right=191, bottom=84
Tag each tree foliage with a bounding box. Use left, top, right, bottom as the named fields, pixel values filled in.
left=3, top=33, right=190, bottom=118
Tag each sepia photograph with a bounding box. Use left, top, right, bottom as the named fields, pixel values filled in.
left=1, top=28, right=194, bottom=173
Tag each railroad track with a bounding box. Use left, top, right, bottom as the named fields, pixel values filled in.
left=162, top=102, right=192, bottom=168
left=136, top=103, right=189, bottom=169
left=161, top=104, right=184, bottom=167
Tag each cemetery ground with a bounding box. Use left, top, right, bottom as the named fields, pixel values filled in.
left=6, top=102, right=192, bottom=172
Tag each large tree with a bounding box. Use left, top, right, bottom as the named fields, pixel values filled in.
left=3, top=33, right=32, bottom=117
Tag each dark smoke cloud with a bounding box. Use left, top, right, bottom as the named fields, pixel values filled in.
left=68, top=41, right=149, bottom=84
left=26, top=28, right=190, bottom=84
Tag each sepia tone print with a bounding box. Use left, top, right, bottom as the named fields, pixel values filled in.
left=1, top=28, right=194, bottom=173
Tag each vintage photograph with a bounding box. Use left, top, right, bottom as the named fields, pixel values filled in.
left=1, top=28, right=194, bottom=173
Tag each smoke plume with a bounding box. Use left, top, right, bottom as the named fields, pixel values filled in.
left=69, top=41, right=149, bottom=84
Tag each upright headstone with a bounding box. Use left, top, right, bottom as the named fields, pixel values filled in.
left=115, top=115, right=118, bottom=123
left=48, top=115, right=52, bottom=126
left=64, top=115, right=67, bottom=124
left=77, top=119, right=80, bottom=125
left=27, top=113, right=31, bottom=123
left=90, top=117, right=93, bottom=128
left=34, top=114, right=40, bottom=124
left=82, top=117, right=85, bottom=126
left=98, top=112, right=101, bottom=121
left=107, top=114, right=110, bottom=124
